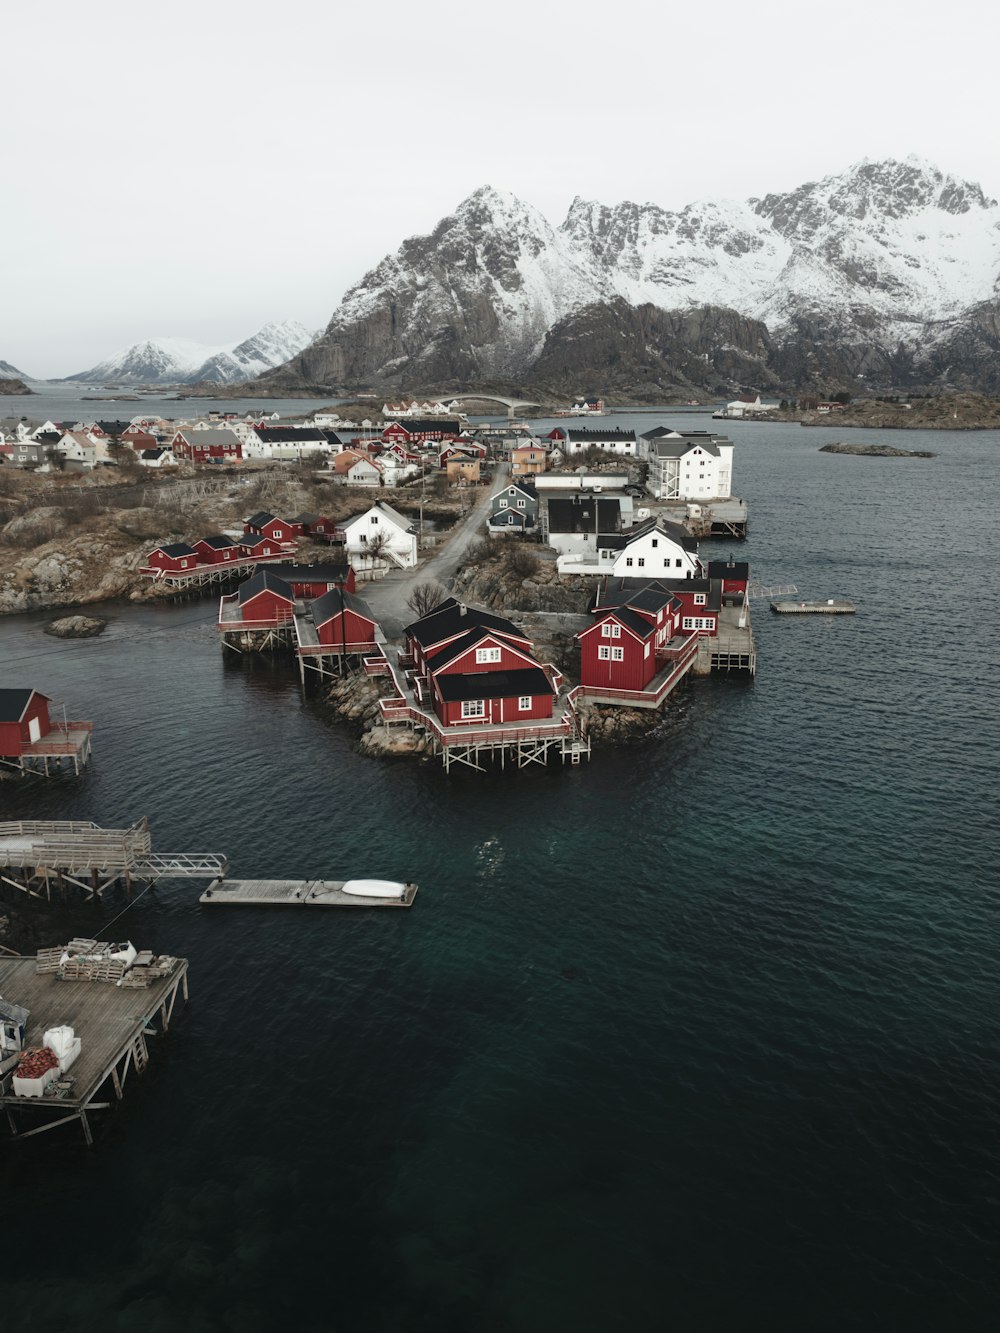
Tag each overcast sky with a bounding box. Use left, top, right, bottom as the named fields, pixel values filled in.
left=6, top=0, right=997, bottom=377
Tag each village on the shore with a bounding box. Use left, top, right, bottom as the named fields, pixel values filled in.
left=2, top=397, right=753, bottom=777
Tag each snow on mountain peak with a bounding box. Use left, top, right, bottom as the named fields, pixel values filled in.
left=65, top=321, right=318, bottom=385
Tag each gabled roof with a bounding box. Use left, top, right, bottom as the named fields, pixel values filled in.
left=707, top=560, right=750, bottom=581
left=640, top=425, right=682, bottom=441
left=0, top=688, right=48, bottom=723
left=240, top=532, right=279, bottom=549
left=154, top=541, right=197, bottom=558
left=598, top=585, right=679, bottom=616
left=426, top=626, right=539, bottom=674
left=341, top=501, right=413, bottom=534
left=140, top=448, right=169, bottom=460
left=385, top=418, right=462, bottom=433
left=310, top=586, right=375, bottom=626
left=616, top=517, right=698, bottom=554
left=245, top=511, right=276, bottom=528
left=174, top=428, right=240, bottom=446
left=435, top=666, right=553, bottom=703
left=237, top=570, right=294, bottom=603
left=405, top=598, right=527, bottom=650
left=196, top=534, right=237, bottom=550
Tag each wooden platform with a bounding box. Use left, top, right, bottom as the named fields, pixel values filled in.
left=0, top=953, right=188, bottom=1143
left=199, top=878, right=417, bottom=908
left=770, top=599, right=856, bottom=614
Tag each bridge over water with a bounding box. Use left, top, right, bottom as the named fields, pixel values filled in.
left=431, top=393, right=541, bottom=420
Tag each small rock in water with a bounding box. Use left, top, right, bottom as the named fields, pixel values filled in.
left=45, top=615, right=108, bottom=638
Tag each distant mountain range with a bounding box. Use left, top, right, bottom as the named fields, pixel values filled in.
left=63, top=320, right=318, bottom=386
left=0, top=358, right=29, bottom=379
left=253, top=158, right=1000, bottom=396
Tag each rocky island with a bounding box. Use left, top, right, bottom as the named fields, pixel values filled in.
left=819, top=442, right=937, bottom=457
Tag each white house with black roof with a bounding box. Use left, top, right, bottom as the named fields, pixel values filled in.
left=547, top=427, right=637, bottom=457
left=558, top=516, right=702, bottom=578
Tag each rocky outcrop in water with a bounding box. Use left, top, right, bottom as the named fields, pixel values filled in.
left=45, top=614, right=108, bottom=637
left=819, top=443, right=936, bottom=457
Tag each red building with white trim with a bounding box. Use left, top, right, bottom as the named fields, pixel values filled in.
left=145, top=542, right=199, bottom=574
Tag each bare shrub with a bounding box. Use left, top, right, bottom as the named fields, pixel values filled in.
left=502, top=543, right=539, bottom=579
left=0, top=507, right=65, bottom=549
left=406, top=582, right=447, bottom=618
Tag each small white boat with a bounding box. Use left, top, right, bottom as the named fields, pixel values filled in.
left=341, top=878, right=408, bottom=899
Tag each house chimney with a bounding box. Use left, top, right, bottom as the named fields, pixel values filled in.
left=458, top=602, right=467, bottom=616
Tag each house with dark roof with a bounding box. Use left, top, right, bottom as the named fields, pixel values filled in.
left=308, top=587, right=378, bottom=654
left=192, top=534, right=240, bottom=566
left=144, top=541, right=199, bottom=574
left=382, top=418, right=463, bottom=445
left=243, top=512, right=297, bottom=545
left=218, top=570, right=295, bottom=632
left=488, top=481, right=538, bottom=535
left=547, top=426, right=637, bottom=457
left=404, top=598, right=532, bottom=674
left=238, top=531, right=288, bottom=560
left=171, top=428, right=242, bottom=464
left=0, top=689, right=54, bottom=756
left=264, top=559, right=356, bottom=597
left=598, top=576, right=721, bottom=636
left=425, top=625, right=555, bottom=727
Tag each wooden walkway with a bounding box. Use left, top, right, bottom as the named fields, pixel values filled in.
left=771, top=599, right=856, bottom=614
left=199, top=878, right=417, bottom=908
left=0, top=953, right=188, bottom=1144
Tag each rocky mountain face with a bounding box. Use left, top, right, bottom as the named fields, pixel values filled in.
left=258, top=158, right=1000, bottom=396
left=64, top=320, right=317, bottom=386
left=1, top=358, right=29, bottom=379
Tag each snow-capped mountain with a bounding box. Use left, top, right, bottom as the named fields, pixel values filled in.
left=261, top=157, right=1000, bottom=394
left=188, top=321, right=318, bottom=384
left=65, top=320, right=317, bottom=386
left=0, top=358, right=29, bottom=379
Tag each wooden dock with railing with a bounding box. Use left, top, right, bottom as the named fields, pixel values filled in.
left=199, top=878, right=418, bottom=908
left=0, top=819, right=228, bottom=904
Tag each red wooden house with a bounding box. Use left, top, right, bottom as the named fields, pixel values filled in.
left=192, top=534, right=240, bottom=565
left=403, top=600, right=555, bottom=727
left=218, top=570, right=296, bottom=631
left=243, top=512, right=297, bottom=546
left=0, top=688, right=54, bottom=755
left=309, top=588, right=378, bottom=654
left=289, top=513, right=343, bottom=542
left=171, top=429, right=243, bottom=464
left=238, top=532, right=287, bottom=560
left=707, top=560, right=750, bottom=599
left=145, top=541, right=198, bottom=574
left=599, top=577, right=720, bottom=639
left=266, top=560, right=357, bottom=597
left=404, top=598, right=533, bottom=675
left=381, top=419, right=462, bottom=446
left=426, top=627, right=556, bottom=726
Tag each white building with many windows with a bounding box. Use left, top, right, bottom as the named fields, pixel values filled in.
left=645, top=432, right=734, bottom=501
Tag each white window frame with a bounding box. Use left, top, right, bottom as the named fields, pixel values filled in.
left=475, top=646, right=502, bottom=664
left=518, top=695, right=531, bottom=711
left=611, top=646, right=624, bottom=662
left=694, top=593, right=706, bottom=606
left=601, top=622, right=621, bottom=638
left=598, top=645, right=611, bottom=660
left=461, top=699, right=485, bottom=719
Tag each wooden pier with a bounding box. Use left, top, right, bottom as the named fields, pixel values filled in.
left=771, top=599, right=856, bottom=614
left=0, top=949, right=189, bottom=1145
left=200, top=878, right=417, bottom=908
left=0, top=819, right=228, bottom=904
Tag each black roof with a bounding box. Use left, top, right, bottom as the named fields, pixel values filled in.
left=240, top=532, right=276, bottom=548
left=265, top=559, right=350, bottom=582
left=614, top=516, right=698, bottom=554
left=95, top=419, right=133, bottom=436
left=140, top=448, right=167, bottom=460
left=197, top=534, right=237, bottom=549
left=156, top=542, right=197, bottom=558
left=596, top=606, right=656, bottom=640
left=598, top=585, right=679, bottom=616
left=310, top=587, right=375, bottom=626
left=237, top=570, right=294, bottom=603
left=558, top=427, right=636, bottom=443
left=255, top=427, right=328, bottom=444
left=322, top=430, right=345, bottom=445
left=707, top=560, right=750, bottom=580
left=0, top=688, right=44, bottom=722
left=602, top=576, right=711, bottom=598
left=426, top=626, right=534, bottom=673
left=291, top=513, right=319, bottom=525
left=435, top=666, right=553, bottom=704
left=245, top=511, right=276, bottom=528
left=639, top=425, right=678, bottom=441
left=405, top=598, right=526, bottom=649
left=547, top=496, right=623, bottom=536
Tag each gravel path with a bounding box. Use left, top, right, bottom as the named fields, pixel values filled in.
left=360, top=465, right=508, bottom=640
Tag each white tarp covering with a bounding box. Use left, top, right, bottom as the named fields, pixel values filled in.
left=342, top=879, right=406, bottom=899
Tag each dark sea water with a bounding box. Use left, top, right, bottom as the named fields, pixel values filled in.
left=1, top=415, right=999, bottom=1332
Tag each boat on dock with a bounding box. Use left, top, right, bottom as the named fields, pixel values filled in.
left=199, top=877, right=417, bottom=908
left=770, top=599, right=856, bottom=614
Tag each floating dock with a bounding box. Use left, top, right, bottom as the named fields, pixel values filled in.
left=770, top=599, right=856, bottom=614
left=0, top=949, right=188, bottom=1145
left=200, top=878, right=418, bottom=908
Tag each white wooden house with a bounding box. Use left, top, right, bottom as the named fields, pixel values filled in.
left=340, top=500, right=418, bottom=570
left=646, top=433, right=734, bottom=501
